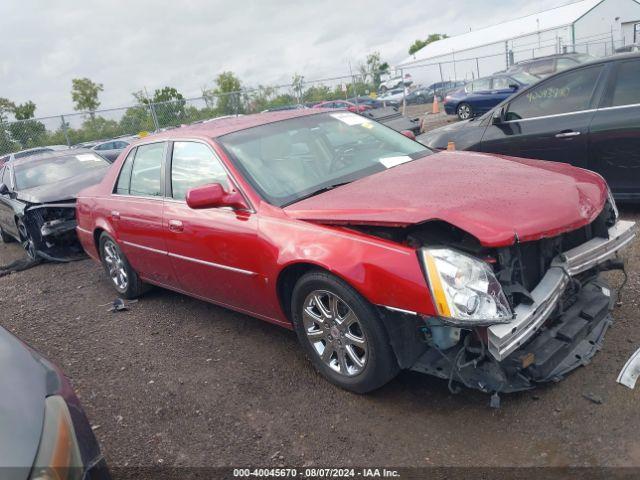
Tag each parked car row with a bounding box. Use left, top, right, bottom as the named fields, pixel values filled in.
left=419, top=52, right=640, bottom=202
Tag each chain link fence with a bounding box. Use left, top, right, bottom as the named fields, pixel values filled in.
left=0, top=34, right=629, bottom=156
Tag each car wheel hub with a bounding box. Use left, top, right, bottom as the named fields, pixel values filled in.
left=103, top=240, right=128, bottom=290
left=302, top=290, right=367, bottom=377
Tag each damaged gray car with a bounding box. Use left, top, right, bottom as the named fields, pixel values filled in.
left=0, top=150, right=110, bottom=261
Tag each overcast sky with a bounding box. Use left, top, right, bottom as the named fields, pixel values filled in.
left=1, top=0, right=570, bottom=117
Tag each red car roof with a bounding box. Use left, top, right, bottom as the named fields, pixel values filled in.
left=143, top=109, right=326, bottom=141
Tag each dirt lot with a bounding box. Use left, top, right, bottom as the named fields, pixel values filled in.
left=1, top=113, right=640, bottom=473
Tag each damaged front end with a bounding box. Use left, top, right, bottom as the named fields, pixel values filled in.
left=22, top=202, right=86, bottom=262
left=376, top=197, right=636, bottom=394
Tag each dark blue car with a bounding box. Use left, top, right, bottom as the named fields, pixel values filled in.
left=443, top=72, right=538, bottom=120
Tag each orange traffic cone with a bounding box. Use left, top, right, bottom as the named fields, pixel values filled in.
left=432, top=95, right=440, bottom=114
left=446, top=141, right=456, bottom=151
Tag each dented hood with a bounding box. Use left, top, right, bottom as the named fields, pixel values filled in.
left=17, top=166, right=109, bottom=204
left=284, top=151, right=608, bottom=247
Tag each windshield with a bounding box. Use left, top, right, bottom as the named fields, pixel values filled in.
left=14, top=153, right=109, bottom=190
left=219, top=112, right=431, bottom=206
left=509, top=72, right=539, bottom=85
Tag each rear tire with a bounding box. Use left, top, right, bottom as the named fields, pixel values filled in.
left=98, top=232, right=146, bottom=299
left=291, top=271, right=399, bottom=393
left=457, top=102, right=472, bottom=120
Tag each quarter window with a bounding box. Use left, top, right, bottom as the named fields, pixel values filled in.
left=611, top=60, right=640, bottom=107
left=506, top=66, right=602, bottom=120
left=115, top=148, right=136, bottom=194
left=171, top=142, right=229, bottom=200
left=468, top=78, right=490, bottom=92
left=129, top=142, right=165, bottom=197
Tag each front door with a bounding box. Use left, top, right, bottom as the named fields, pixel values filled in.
left=163, top=141, right=265, bottom=315
left=481, top=64, right=604, bottom=166
left=588, top=58, right=640, bottom=200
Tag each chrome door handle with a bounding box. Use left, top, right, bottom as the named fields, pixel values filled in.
left=555, top=131, right=581, bottom=138
left=168, top=219, right=184, bottom=232
left=111, top=210, right=120, bottom=219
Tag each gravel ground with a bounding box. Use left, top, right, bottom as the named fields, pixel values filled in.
left=1, top=114, right=640, bottom=473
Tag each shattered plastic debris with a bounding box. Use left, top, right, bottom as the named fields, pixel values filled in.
left=103, top=298, right=138, bottom=312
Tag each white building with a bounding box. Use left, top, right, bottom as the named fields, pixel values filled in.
left=397, top=0, right=640, bottom=86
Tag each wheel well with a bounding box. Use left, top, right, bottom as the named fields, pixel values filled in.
left=276, top=263, right=326, bottom=322
left=93, top=228, right=105, bottom=256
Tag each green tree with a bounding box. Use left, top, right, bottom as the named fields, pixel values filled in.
left=291, top=74, right=304, bottom=103
left=71, top=78, right=104, bottom=117
left=12, top=101, right=36, bottom=120
left=8, top=101, right=46, bottom=149
left=142, top=86, right=187, bottom=127
left=209, top=72, right=244, bottom=115
left=408, top=33, right=449, bottom=55
left=0, top=98, right=17, bottom=155
left=365, top=52, right=389, bottom=87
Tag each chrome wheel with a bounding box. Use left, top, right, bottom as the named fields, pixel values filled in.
left=18, top=221, right=37, bottom=260
left=457, top=103, right=471, bottom=120
left=102, top=240, right=128, bottom=291
left=302, top=290, right=368, bottom=377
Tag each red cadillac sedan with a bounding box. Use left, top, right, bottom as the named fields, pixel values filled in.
left=76, top=109, right=635, bottom=395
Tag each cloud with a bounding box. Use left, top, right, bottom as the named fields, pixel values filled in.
left=0, top=0, right=572, bottom=116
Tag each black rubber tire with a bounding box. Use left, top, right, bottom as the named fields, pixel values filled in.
left=291, top=270, right=399, bottom=394
left=0, top=225, right=14, bottom=243
left=98, top=232, right=147, bottom=299
left=457, top=102, right=473, bottom=120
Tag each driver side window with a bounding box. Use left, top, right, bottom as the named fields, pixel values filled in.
left=505, top=65, right=602, bottom=121
left=171, top=142, right=229, bottom=200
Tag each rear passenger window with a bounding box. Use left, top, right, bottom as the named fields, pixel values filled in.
left=506, top=66, right=602, bottom=120
left=129, top=142, right=165, bottom=197
left=115, top=148, right=136, bottom=194
left=171, top=142, right=229, bottom=200
left=611, top=60, right=640, bottom=107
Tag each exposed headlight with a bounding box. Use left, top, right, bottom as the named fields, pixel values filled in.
left=420, top=248, right=513, bottom=326
left=30, top=395, right=83, bottom=480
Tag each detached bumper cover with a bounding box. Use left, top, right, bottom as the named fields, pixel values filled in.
left=488, top=220, right=636, bottom=361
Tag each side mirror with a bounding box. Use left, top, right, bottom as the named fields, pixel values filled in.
left=509, top=84, right=519, bottom=90
left=491, top=108, right=503, bottom=125
left=0, top=183, right=9, bottom=195
left=186, top=183, right=247, bottom=210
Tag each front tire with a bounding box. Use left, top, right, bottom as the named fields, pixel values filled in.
left=98, top=232, right=146, bottom=299
left=457, top=102, right=472, bottom=120
left=17, top=219, right=38, bottom=261
left=291, top=271, right=399, bottom=393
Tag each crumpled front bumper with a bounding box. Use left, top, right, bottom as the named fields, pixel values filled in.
left=488, top=220, right=636, bottom=361
left=410, top=219, right=636, bottom=394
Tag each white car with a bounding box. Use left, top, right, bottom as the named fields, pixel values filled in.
left=379, top=73, right=413, bottom=92
left=377, top=88, right=406, bottom=103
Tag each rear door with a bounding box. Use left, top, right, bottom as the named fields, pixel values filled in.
left=588, top=58, right=640, bottom=200
left=109, top=142, right=175, bottom=285
left=163, top=141, right=265, bottom=314
left=480, top=64, right=605, bottom=166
